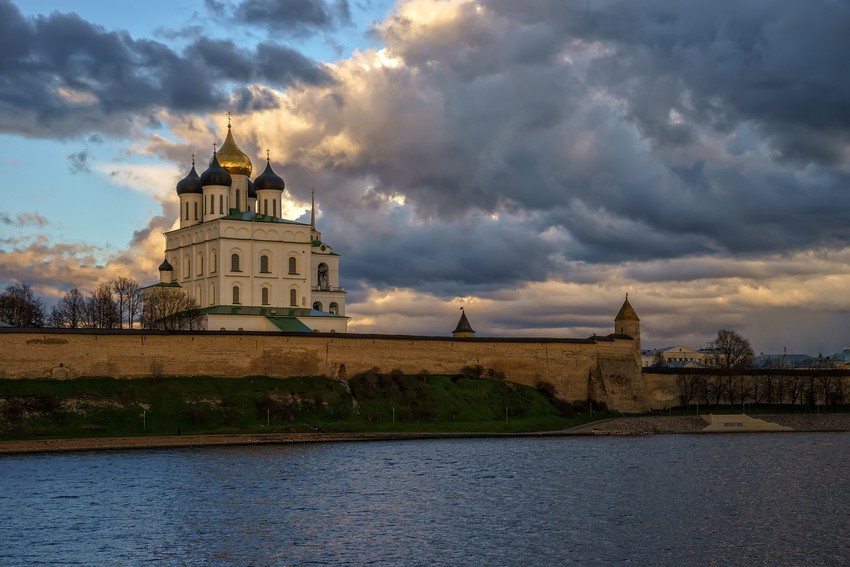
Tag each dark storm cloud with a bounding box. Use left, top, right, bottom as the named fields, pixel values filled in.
left=486, top=0, right=850, bottom=165
left=0, top=0, right=330, bottom=138
left=234, top=0, right=351, bottom=34
left=242, top=0, right=850, bottom=298
left=319, top=0, right=850, bottom=276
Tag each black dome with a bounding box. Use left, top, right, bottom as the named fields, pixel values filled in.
left=200, top=154, right=232, bottom=187
left=254, top=159, right=285, bottom=191
left=158, top=257, right=173, bottom=271
left=247, top=179, right=257, bottom=199
left=176, top=165, right=202, bottom=195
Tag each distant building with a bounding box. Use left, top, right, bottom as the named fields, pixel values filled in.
left=641, top=345, right=707, bottom=368
left=752, top=353, right=832, bottom=369
left=147, top=120, right=349, bottom=332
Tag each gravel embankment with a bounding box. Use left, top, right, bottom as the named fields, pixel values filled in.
left=760, top=414, right=850, bottom=431
left=2, top=415, right=849, bottom=453
left=570, top=414, right=850, bottom=435
left=567, top=416, right=707, bottom=435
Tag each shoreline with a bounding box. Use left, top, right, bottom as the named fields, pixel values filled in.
left=2, top=414, right=850, bottom=454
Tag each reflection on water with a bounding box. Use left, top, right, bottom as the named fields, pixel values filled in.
left=1, top=434, right=849, bottom=565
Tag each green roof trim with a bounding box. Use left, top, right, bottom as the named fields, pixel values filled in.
left=267, top=317, right=313, bottom=332
left=141, top=281, right=182, bottom=290
left=220, top=210, right=309, bottom=226
left=196, top=305, right=347, bottom=319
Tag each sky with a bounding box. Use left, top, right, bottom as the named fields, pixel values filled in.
left=1, top=0, right=850, bottom=356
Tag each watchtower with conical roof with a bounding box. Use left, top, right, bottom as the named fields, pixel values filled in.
left=452, top=308, right=476, bottom=338
left=614, top=295, right=640, bottom=350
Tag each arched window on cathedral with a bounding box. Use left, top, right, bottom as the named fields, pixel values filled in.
left=260, top=255, right=270, bottom=273
left=209, top=284, right=215, bottom=305
left=197, top=254, right=204, bottom=276
left=219, top=195, right=224, bottom=214
left=236, top=189, right=241, bottom=210
left=194, top=202, right=198, bottom=220
left=318, top=263, right=329, bottom=290
left=313, top=301, right=322, bottom=311
left=231, top=253, right=240, bottom=272
left=273, top=200, right=277, bottom=217
left=288, top=256, right=297, bottom=274
left=262, top=287, right=270, bottom=305
left=211, top=252, right=217, bottom=273
left=232, top=286, right=240, bottom=305
left=329, top=302, right=339, bottom=315
left=290, top=289, right=297, bottom=306
left=185, top=202, right=189, bottom=220
left=263, top=199, right=268, bottom=215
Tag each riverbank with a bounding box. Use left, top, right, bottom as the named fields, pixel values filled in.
left=2, top=414, right=849, bottom=454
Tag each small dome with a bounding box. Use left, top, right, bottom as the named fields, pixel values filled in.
left=247, top=179, right=257, bottom=199
left=200, top=154, right=232, bottom=187
left=254, top=158, right=285, bottom=191
left=176, top=164, right=202, bottom=195
left=214, top=125, right=252, bottom=176
left=159, top=257, right=173, bottom=271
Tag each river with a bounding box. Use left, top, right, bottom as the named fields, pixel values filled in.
left=1, top=433, right=848, bottom=565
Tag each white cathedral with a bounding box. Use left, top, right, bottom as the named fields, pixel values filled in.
left=150, top=121, right=349, bottom=333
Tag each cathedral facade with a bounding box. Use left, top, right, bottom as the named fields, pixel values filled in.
left=152, top=122, right=349, bottom=333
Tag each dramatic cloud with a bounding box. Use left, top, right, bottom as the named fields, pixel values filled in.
left=234, top=0, right=352, bottom=34
left=0, top=0, right=331, bottom=139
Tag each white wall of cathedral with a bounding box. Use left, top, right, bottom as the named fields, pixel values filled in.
left=179, top=194, right=204, bottom=228
left=229, top=174, right=249, bottom=213
left=256, top=189, right=282, bottom=218
left=202, top=185, right=230, bottom=221
left=164, top=220, right=322, bottom=309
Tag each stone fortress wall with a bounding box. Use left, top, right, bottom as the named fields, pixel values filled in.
left=0, top=329, right=649, bottom=413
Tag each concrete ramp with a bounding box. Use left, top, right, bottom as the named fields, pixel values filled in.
left=701, top=414, right=792, bottom=433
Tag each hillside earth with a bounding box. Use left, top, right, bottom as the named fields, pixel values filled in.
left=0, top=370, right=610, bottom=441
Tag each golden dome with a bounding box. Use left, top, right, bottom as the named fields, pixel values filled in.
left=213, top=125, right=252, bottom=176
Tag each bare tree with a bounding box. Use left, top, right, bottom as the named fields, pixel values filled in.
left=112, top=277, right=142, bottom=329
left=49, top=288, right=86, bottom=328
left=140, top=286, right=204, bottom=330
left=0, top=283, right=44, bottom=327
left=84, top=282, right=120, bottom=329
left=707, top=329, right=755, bottom=370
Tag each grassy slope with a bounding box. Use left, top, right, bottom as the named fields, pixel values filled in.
left=0, top=373, right=612, bottom=440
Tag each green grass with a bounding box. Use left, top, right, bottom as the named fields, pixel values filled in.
left=0, top=372, right=615, bottom=440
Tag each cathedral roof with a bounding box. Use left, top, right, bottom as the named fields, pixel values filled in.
left=220, top=210, right=307, bottom=225
left=176, top=164, right=202, bottom=195
left=200, top=154, right=233, bottom=187
left=254, top=158, right=285, bottom=192
left=158, top=257, right=173, bottom=271
left=615, top=296, right=640, bottom=321
left=453, top=310, right=475, bottom=333
left=214, top=125, right=252, bottom=176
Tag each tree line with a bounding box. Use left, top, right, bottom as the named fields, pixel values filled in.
left=0, top=278, right=203, bottom=331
